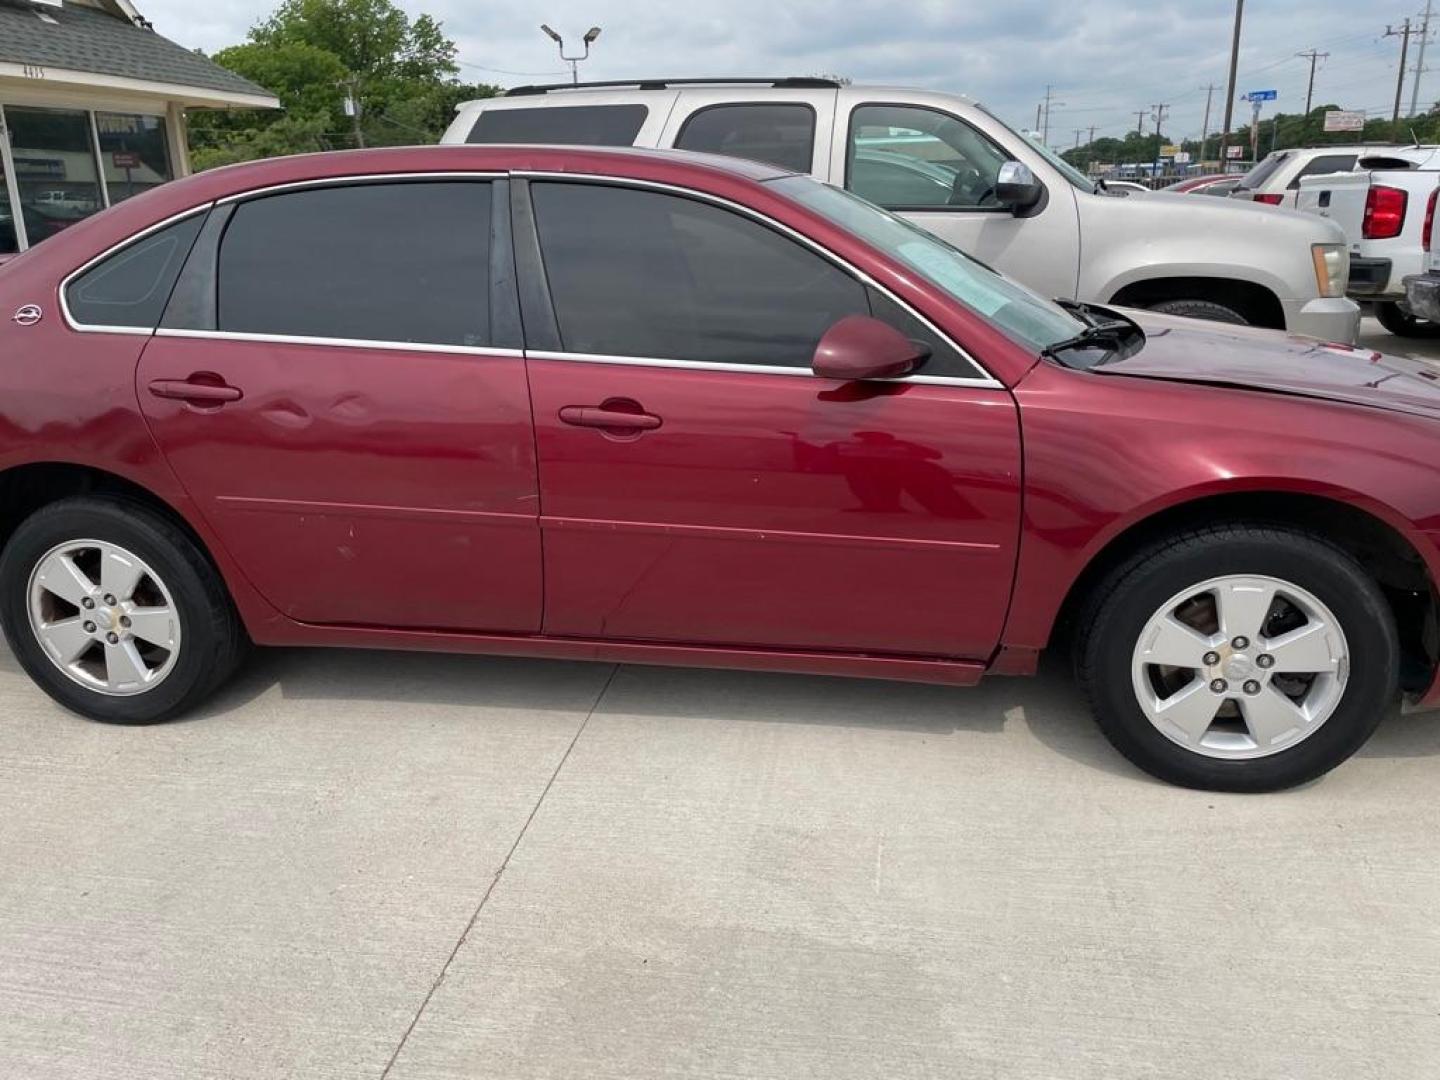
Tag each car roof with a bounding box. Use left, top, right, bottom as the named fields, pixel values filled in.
left=459, top=83, right=981, bottom=110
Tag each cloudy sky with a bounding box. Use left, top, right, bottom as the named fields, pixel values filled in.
left=137, top=0, right=1419, bottom=148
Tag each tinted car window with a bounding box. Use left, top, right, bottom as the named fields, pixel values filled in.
left=1237, top=151, right=1290, bottom=191
left=218, top=182, right=491, bottom=347
left=467, top=105, right=647, bottom=146
left=531, top=181, right=868, bottom=367
left=65, top=213, right=205, bottom=328
left=675, top=104, right=815, bottom=172
left=847, top=105, right=1011, bottom=210
left=1287, top=154, right=1358, bottom=188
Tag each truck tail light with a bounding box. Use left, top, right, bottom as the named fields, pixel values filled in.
left=1424, top=188, right=1438, bottom=252
left=1363, top=185, right=1408, bottom=239
left=1253, top=193, right=1284, bottom=206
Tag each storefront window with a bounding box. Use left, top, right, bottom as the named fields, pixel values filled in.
left=4, top=106, right=104, bottom=247
left=96, top=113, right=172, bottom=205
left=0, top=176, right=17, bottom=255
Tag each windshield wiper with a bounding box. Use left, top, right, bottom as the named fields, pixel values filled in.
left=1041, top=324, right=1131, bottom=360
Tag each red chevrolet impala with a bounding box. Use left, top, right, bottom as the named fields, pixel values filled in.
left=1, top=144, right=1437, bottom=791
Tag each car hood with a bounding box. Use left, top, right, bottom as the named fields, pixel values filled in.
left=1094, top=309, right=1440, bottom=420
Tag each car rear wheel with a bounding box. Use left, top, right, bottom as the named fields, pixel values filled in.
left=1374, top=300, right=1440, bottom=338
left=0, top=496, right=246, bottom=724
left=1144, top=298, right=1249, bottom=325
left=1077, top=525, right=1397, bottom=791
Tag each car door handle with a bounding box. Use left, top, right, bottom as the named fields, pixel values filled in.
left=147, top=378, right=243, bottom=405
left=558, top=405, right=661, bottom=431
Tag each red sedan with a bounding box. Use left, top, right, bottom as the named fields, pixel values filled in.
left=1, top=145, right=1437, bottom=791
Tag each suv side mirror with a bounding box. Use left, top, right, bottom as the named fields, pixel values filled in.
left=995, top=161, right=1043, bottom=213
left=812, top=315, right=929, bottom=381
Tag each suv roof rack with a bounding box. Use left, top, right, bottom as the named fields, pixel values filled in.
left=503, top=77, right=841, bottom=97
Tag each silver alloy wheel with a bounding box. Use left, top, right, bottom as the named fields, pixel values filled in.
left=26, top=539, right=182, bottom=696
left=1130, top=574, right=1349, bottom=760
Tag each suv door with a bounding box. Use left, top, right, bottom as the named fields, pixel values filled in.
left=662, top=88, right=837, bottom=178
left=515, top=178, right=1021, bottom=657
left=834, top=97, right=1082, bottom=301
left=136, top=178, right=543, bottom=632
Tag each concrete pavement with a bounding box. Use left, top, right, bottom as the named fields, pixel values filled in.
left=2, top=638, right=1439, bottom=1080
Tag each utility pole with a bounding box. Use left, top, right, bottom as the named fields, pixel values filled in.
left=1151, top=102, right=1169, bottom=178
left=1134, top=109, right=1147, bottom=136
left=1041, top=84, right=1062, bottom=146
left=1199, top=84, right=1214, bottom=162
left=341, top=74, right=364, bottom=149
left=1296, top=49, right=1329, bottom=115
left=1388, top=20, right=1417, bottom=122
left=1034, top=102, right=1042, bottom=131
left=1217, top=0, right=1245, bottom=166
left=1413, top=0, right=1435, bottom=117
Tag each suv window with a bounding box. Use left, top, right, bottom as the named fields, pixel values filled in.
left=466, top=105, right=647, bottom=146
left=217, top=182, right=492, bottom=347
left=847, top=105, right=1011, bottom=210
left=1287, top=154, right=1358, bottom=188
left=1238, top=151, right=1290, bottom=191
left=65, top=213, right=205, bottom=328
left=675, top=104, right=815, bottom=172
left=530, top=181, right=868, bottom=367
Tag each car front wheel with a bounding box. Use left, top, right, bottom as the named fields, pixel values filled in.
left=1077, top=525, right=1398, bottom=791
left=0, top=496, right=246, bottom=724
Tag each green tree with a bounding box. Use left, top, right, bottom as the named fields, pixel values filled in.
left=188, top=0, right=498, bottom=166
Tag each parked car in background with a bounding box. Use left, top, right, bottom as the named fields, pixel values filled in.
left=1164, top=174, right=1242, bottom=196
left=1, top=144, right=1438, bottom=791
left=443, top=78, right=1360, bottom=341
left=1297, top=154, right=1440, bottom=337
left=1101, top=179, right=1150, bottom=195
left=1231, top=145, right=1433, bottom=208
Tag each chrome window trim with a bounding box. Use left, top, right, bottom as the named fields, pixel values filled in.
left=59, top=203, right=213, bottom=335
left=514, top=169, right=1004, bottom=388
left=153, top=327, right=525, bottom=358
left=525, top=349, right=1000, bottom=387
left=213, top=170, right=506, bottom=205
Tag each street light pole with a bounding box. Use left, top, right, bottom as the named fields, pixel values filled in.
left=540, top=24, right=602, bottom=85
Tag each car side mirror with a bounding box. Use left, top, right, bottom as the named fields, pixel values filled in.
left=995, top=161, right=1043, bottom=213
left=812, top=315, right=930, bottom=381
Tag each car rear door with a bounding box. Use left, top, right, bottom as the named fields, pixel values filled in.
left=514, top=176, right=1021, bottom=658
left=137, top=176, right=543, bottom=632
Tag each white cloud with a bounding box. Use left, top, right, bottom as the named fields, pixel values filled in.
left=137, top=0, right=1417, bottom=148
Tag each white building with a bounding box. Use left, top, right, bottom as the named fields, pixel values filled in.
left=0, top=0, right=278, bottom=253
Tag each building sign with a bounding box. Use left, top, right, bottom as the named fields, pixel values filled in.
left=1226, top=145, right=1245, bottom=158
left=1323, top=110, right=1365, bottom=133
left=111, top=151, right=141, bottom=169
left=1160, top=144, right=1181, bottom=157
left=1172, top=151, right=1191, bottom=164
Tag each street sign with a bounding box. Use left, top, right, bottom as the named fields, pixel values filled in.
left=1323, top=109, right=1365, bottom=132
left=1245, top=89, right=1278, bottom=102
left=1225, top=145, right=1245, bottom=158
left=110, top=151, right=140, bottom=169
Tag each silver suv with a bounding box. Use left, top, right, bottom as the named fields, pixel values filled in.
left=442, top=77, right=1360, bottom=342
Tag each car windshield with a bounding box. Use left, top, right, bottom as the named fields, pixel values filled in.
left=771, top=175, right=1087, bottom=352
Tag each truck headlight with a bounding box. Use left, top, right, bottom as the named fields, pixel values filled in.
left=1311, top=243, right=1349, bottom=298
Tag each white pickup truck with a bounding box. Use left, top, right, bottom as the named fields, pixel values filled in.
left=1296, top=149, right=1440, bottom=337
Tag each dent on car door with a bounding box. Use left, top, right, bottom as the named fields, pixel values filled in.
left=515, top=178, right=1022, bottom=658
left=137, top=178, right=543, bottom=632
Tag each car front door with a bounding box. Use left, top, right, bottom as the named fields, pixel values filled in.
left=516, top=178, right=1021, bottom=658
left=834, top=99, right=1082, bottom=302
left=137, top=177, right=543, bottom=632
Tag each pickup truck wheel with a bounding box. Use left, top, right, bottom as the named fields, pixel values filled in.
left=1076, top=525, right=1397, bottom=791
left=1144, top=299, right=1249, bottom=325
left=1374, top=300, right=1440, bottom=338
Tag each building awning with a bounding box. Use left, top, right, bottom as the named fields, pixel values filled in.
left=0, top=1, right=280, bottom=110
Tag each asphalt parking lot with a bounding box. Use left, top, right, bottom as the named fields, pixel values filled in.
left=2, top=317, right=1439, bottom=1080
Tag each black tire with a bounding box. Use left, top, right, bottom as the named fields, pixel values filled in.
left=1145, top=298, right=1249, bottom=325
left=1374, top=300, right=1440, bottom=338
left=1076, top=525, right=1398, bottom=792
left=0, top=496, right=247, bottom=724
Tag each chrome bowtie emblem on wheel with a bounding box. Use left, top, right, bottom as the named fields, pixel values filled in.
left=11, top=304, right=42, bottom=327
